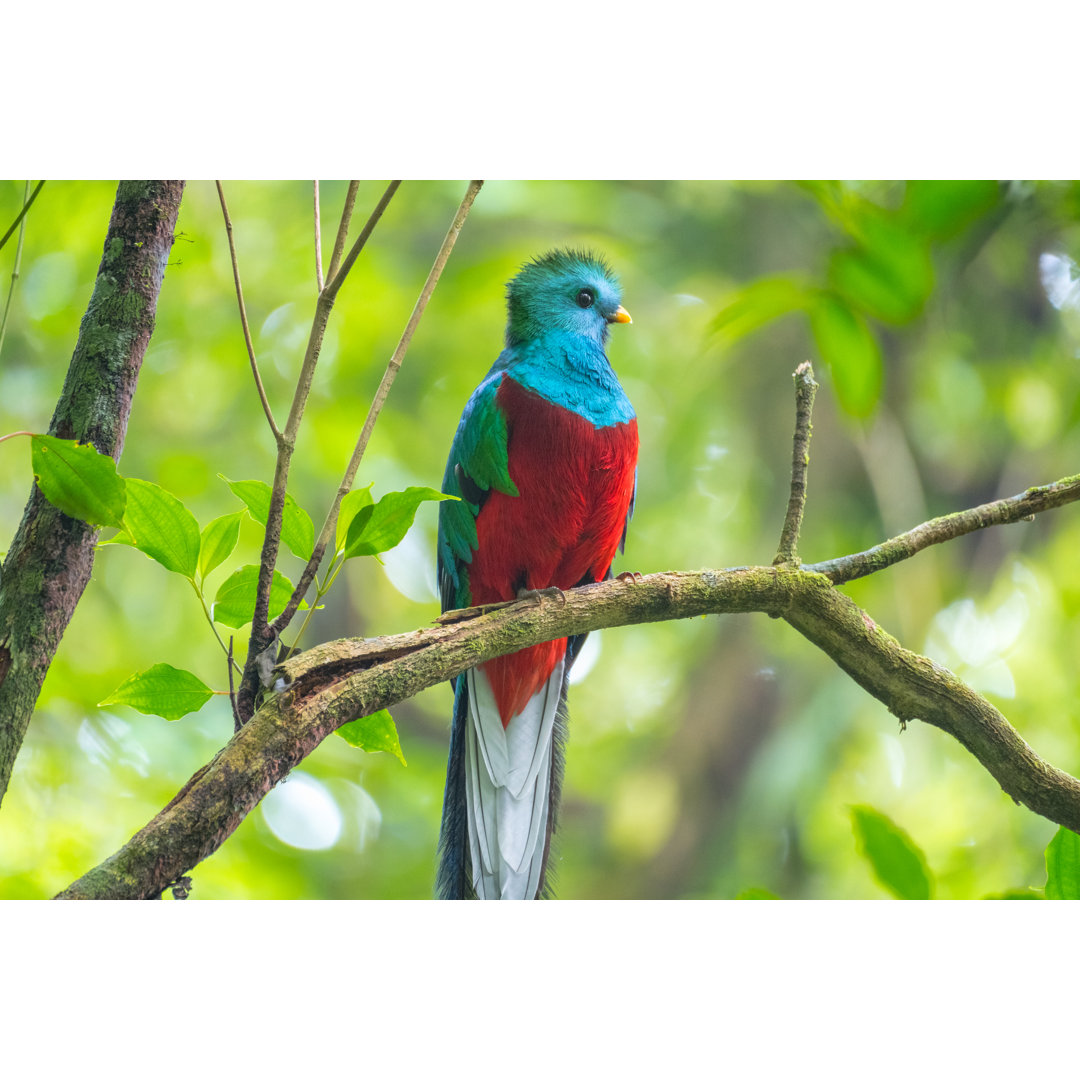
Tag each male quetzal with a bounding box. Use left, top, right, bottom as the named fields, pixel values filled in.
left=436, top=249, right=637, bottom=899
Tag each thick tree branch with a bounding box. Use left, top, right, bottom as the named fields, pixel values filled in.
left=56, top=568, right=783, bottom=898
left=0, top=181, right=185, bottom=805
left=55, top=556, right=1080, bottom=899
left=780, top=581, right=1080, bottom=826
left=803, top=474, right=1080, bottom=583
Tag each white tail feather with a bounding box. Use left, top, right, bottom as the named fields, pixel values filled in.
left=464, top=661, right=564, bottom=899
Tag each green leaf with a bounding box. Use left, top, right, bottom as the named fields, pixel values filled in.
left=982, top=888, right=1043, bottom=900
left=828, top=212, right=934, bottom=325
left=734, top=888, right=780, bottom=900
left=30, top=434, right=126, bottom=529
left=335, top=486, right=375, bottom=555
left=222, top=476, right=315, bottom=561
left=198, top=511, right=244, bottom=581
left=342, top=486, right=455, bottom=560
left=809, top=294, right=883, bottom=418
left=850, top=805, right=933, bottom=900
left=901, top=180, right=1001, bottom=241
left=709, top=276, right=811, bottom=349
left=212, top=564, right=303, bottom=629
left=99, top=663, right=213, bottom=721
left=1045, top=826, right=1080, bottom=899
left=336, top=708, right=406, bottom=765
left=106, top=478, right=201, bottom=577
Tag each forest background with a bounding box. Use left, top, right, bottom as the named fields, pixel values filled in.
left=3, top=178, right=1080, bottom=900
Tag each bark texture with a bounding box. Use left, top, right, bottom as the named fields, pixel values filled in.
left=56, top=565, right=1080, bottom=899
left=0, top=180, right=185, bottom=804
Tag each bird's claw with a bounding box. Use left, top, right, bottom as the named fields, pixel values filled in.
left=517, top=585, right=567, bottom=606
left=616, top=570, right=643, bottom=583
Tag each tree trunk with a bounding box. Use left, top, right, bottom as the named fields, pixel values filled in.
left=0, top=180, right=185, bottom=804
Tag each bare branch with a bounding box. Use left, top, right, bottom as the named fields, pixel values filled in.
left=272, top=179, right=484, bottom=635
left=313, top=181, right=324, bottom=293
left=215, top=181, right=281, bottom=442
left=324, top=180, right=360, bottom=287
left=803, top=473, right=1080, bottom=583
left=227, top=636, right=239, bottom=728
left=0, top=180, right=45, bottom=254
left=0, top=182, right=32, bottom=361
left=774, top=361, right=818, bottom=566
left=237, top=180, right=402, bottom=721
left=323, top=180, right=402, bottom=302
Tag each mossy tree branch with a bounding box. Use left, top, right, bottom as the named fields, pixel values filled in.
left=0, top=180, right=185, bottom=806
left=803, top=475, right=1080, bottom=583
left=52, top=346, right=1080, bottom=898
left=56, top=537, right=1080, bottom=898
left=774, top=361, right=817, bottom=566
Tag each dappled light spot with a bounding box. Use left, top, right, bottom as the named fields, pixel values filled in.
left=77, top=713, right=150, bottom=777
left=567, top=633, right=600, bottom=685
left=924, top=575, right=1034, bottom=700
left=381, top=526, right=438, bottom=604
left=1039, top=252, right=1080, bottom=311
left=261, top=771, right=343, bottom=850
left=335, top=780, right=383, bottom=853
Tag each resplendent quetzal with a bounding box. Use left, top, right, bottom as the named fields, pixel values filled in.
left=436, top=250, right=637, bottom=899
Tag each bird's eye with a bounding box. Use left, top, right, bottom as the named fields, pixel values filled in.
left=576, top=288, right=595, bottom=309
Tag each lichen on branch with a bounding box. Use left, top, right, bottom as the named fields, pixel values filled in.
left=56, top=554, right=1080, bottom=899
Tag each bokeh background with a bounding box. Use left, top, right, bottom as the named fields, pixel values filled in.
left=2, top=179, right=1080, bottom=899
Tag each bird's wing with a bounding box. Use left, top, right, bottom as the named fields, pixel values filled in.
left=437, top=369, right=519, bottom=612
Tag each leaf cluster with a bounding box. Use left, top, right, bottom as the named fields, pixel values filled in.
left=29, top=430, right=446, bottom=756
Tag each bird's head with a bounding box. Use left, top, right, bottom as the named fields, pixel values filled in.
left=505, top=249, right=632, bottom=348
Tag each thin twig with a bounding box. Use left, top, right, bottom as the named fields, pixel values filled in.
left=323, top=181, right=402, bottom=303
left=271, top=179, right=484, bottom=635
left=228, top=636, right=240, bottom=731
left=0, top=182, right=33, bottom=360
left=313, top=181, right=324, bottom=293
left=188, top=578, right=243, bottom=673
left=774, top=361, right=818, bottom=566
left=804, top=473, right=1080, bottom=584
left=0, top=180, right=45, bottom=254
left=237, top=181, right=403, bottom=721
left=215, top=181, right=281, bottom=442
left=325, top=181, right=360, bottom=287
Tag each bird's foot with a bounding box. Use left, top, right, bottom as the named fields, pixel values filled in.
left=616, top=570, right=644, bottom=583
left=517, top=585, right=567, bottom=606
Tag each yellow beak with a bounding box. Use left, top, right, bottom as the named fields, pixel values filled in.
left=609, top=305, right=632, bottom=324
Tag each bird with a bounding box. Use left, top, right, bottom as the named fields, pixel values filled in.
left=436, top=249, right=638, bottom=899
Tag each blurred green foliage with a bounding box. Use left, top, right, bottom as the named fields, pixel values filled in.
left=2, top=179, right=1080, bottom=899
left=1045, top=826, right=1080, bottom=899
left=850, top=804, right=933, bottom=899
